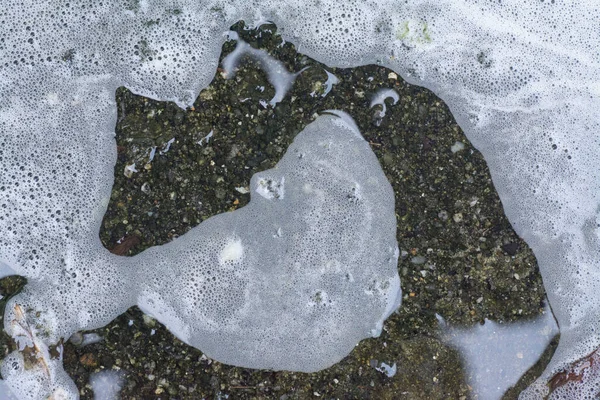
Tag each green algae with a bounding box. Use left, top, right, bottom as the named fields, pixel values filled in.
left=0, top=22, right=554, bottom=399
left=396, top=21, right=432, bottom=44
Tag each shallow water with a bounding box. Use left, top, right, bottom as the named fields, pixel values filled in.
left=439, top=306, right=558, bottom=400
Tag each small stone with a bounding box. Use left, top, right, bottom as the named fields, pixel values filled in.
left=100, top=355, right=113, bottom=368
left=143, top=314, right=156, bottom=327
left=451, top=141, right=465, bottom=153
left=382, top=152, right=394, bottom=166
left=79, top=353, right=97, bottom=368
left=124, top=163, right=138, bottom=178
left=453, top=213, right=463, bottom=223
left=502, top=242, right=519, bottom=256
left=411, top=256, right=426, bottom=264
left=69, top=332, right=83, bottom=345
left=438, top=210, right=449, bottom=221
left=388, top=72, right=398, bottom=80
left=215, top=187, right=226, bottom=199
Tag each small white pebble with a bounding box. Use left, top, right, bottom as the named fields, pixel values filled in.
left=143, top=314, right=156, bottom=326
left=124, top=163, right=138, bottom=178
left=451, top=141, right=465, bottom=153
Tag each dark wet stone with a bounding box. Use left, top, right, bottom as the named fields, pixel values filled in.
left=502, top=242, right=520, bottom=256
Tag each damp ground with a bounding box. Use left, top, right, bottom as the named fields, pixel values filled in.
left=0, top=23, right=556, bottom=399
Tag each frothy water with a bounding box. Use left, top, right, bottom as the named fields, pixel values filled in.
left=1, top=0, right=599, bottom=397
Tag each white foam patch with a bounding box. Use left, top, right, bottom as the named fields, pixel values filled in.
left=219, top=238, right=244, bottom=265
left=0, top=349, right=77, bottom=400
left=80, top=333, right=103, bottom=347
left=322, top=70, right=339, bottom=97
left=89, top=370, right=125, bottom=400
left=375, top=362, right=397, bottom=378
left=451, top=141, right=465, bottom=153
left=255, top=176, right=285, bottom=200
left=370, top=88, right=400, bottom=124
left=0, top=380, right=20, bottom=400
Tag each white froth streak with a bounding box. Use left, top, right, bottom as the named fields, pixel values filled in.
left=370, top=88, right=399, bottom=121
left=90, top=370, right=125, bottom=400
left=223, top=31, right=305, bottom=106
left=322, top=70, right=339, bottom=97
left=370, top=89, right=400, bottom=109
